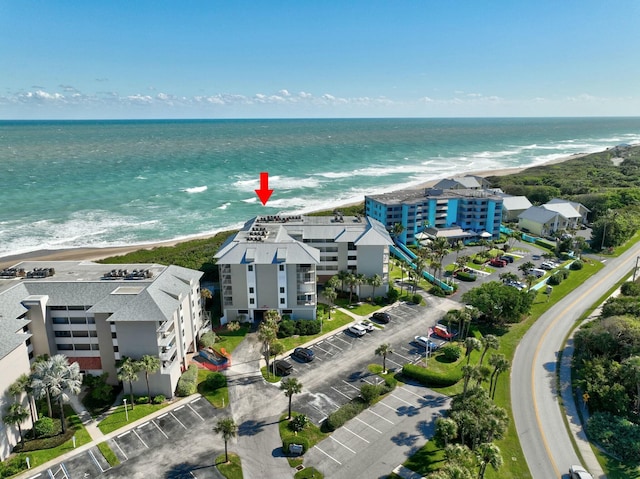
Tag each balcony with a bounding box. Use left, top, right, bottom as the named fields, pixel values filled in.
left=160, top=343, right=177, bottom=361
left=158, top=330, right=176, bottom=348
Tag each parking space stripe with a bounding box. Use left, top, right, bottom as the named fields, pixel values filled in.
left=313, top=344, right=333, bottom=355
left=330, top=435, right=357, bottom=454
left=387, top=357, right=403, bottom=367
left=133, top=428, right=149, bottom=448
left=46, top=469, right=54, bottom=479
left=88, top=449, right=105, bottom=473
left=60, top=463, right=70, bottom=479
left=158, top=413, right=169, bottom=419
left=331, top=386, right=353, bottom=400
left=26, top=474, right=43, bottom=479
left=314, top=445, right=342, bottom=465
left=392, top=351, right=412, bottom=362
left=354, top=417, right=383, bottom=434
left=334, top=335, right=351, bottom=345
left=152, top=419, right=170, bottom=439
left=117, top=431, right=131, bottom=439
left=112, top=439, right=128, bottom=460
left=188, top=403, right=205, bottom=421
left=397, top=387, right=424, bottom=399
left=171, top=412, right=188, bottom=429
left=341, top=380, right=360, bottom=391
left=325, top=340, right=343, bottom=351
left=378, top=402, right=398, bottom=413
left=190, top=397, right=201, bottom=404
left=343, top=426, right=370, bottom=443
left=366, top=408, right=395, bottom=424
left=390, top=393, right=413, bottom=405
left=175, top=405, right=185, bottom=411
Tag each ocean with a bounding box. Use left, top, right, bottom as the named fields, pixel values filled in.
left=1, top=117, right=640, bottom=258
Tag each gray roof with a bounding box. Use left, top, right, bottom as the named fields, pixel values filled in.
left=433, top=176, right=482, bottom=190
left=547, top=198, right=590, bottom=213
left=0, top=317, right=30, bottom=361
left=542, top=203, right=581, bottom=219
left=518, top=206, right=559, bottom=223
left=502, top=195, right=533, bottom=211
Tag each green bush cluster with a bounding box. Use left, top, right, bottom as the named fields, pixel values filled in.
left=135, top=396, right=149, bottom=404
left=176, top=364, right=199, bottom=396
left=570, top=259, right=584, bottom=270
left=402, top=363, right=462, bottom=387
left=324, top=400, right=367, bottom=431
left=0, top=454, right=26, bottom=478
left=277, top=319, right=322, bottom=338
left=387, top=286, right=400, bottom=302
left=152, top=395, right=166, bottom=404
left=203, top=372, right=227, bottom=391
left=282, top=436, right=310, bottom=455
left=33, top=416, right=58, bottom=437
left=288, top=414, right=309, bottom=433
left=456, top=271, right=477, bottom=282
left=547, top=269, right=570, bottom=286
left=587, top=411, right=640, bottom=463
left=621, top=281, right=640, bottom=297
left=429, top=286, right=446, bottom=297
left=411, top=293, right=422, bottom=304
left=441, top=344, right=462, bottom=361
left=534, top=239, right=555, bottom=251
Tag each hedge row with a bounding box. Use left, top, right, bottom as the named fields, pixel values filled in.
left=547, top=269, right=570, bottom=286
left=456, top=271, right=477, bottom=282
left=176, top=364, right=199, bottom=396
left=402, top=363, right=463, bottom=387
left=277, top=319, right=322, bottom=338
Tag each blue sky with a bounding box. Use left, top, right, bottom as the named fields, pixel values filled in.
left=1, top=1, right=639, bottom=119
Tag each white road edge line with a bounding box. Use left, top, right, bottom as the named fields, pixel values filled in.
left=330, top=435, right=357, bottom=454
left=171, top=412, right=188, bottom=429
left=133, top=428, right=149, bottom=449
left=343, top=426, right=370, bottom=443
left=366, top=408, right=395, bottom=424
left=152, top=419, right=170, bottom=439
left=354, top=416, right=383, bottom=434
left=314, top=445, right=342, bottom=465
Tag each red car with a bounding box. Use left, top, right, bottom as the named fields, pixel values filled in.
left=490, top=258, right=507, bottom=267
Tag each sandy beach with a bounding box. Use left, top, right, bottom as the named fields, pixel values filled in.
left=0, top=153, right=583, bottom=270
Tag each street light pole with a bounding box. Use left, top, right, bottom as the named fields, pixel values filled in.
left=123, top=398, right=129, bottom=421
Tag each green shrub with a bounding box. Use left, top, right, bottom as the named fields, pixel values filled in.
left=277, top=319, right=322, bottom=338
left=325, top=401, right=367, bottom=431
left=473, top=257, right=485, bottom=265
left=402, top=363, right=462, bottom=387
left=587, top=411, right=640, bottom=462
left=534, top=239, right=555, bottom=251
left=621, top=281, right=640, bottom=296
left=387, top=287, right=400, bottom=302
left=441, top=345, right=462, bottom=361
left=430, top=286, right=446, bottom=297
left=283, top=436, right=310, bottom=455
left=135, top=396, right=149, bottom=404
left=277, top=320, right=296, bottom=338
left=152, top=395, right=166, bottom=404
left=226, top=321, right=241, bottom=331
left=204, top=372, right=227, bottom=390
left=360, top=384, right=383, bottom=404
left=548, top=269, right=570, bottom=286
left=33, top=416, right=58, bottom=437
left=570, top=259, right=584, bottom=270
left=199, top=331, right=217, bottom=349
left=288, top=414, right=309, bottom=433
left=456, top=271, right=477, bottom=282
left=411, top=293, right=422, bottom=304
left=176, top=364, right=198, bottom=396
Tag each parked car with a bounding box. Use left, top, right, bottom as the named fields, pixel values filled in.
left=292, top=347, right=315, bottom=362
left=490, top=258, right=507, bottom=267
left=532, top=254, right=541, bottom=260
left=414, top=336, right=439, bottom=351
left=499, top=255, right=514, bottom=263
left=569, top=465, right=593, bottom=479
left=434, top=324, right=454, bottom=339
left=348, top=323, right=367, bottom=337
left=371, top=311, right=391, bottom=323
left=274, top=359, right=293, bottom=376
left=529, top=268, right=545, bottom=278
left=357, top=321, right=375, bottom=332
left=540, top=262, right=555, bottom=270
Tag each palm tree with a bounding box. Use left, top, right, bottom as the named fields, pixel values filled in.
left=9, top=373, right=36, bottom=425
left=326, top=275, right=341, bottom=291
left=213, top=417, right=238, bottom=464
left=431, top=237, right=450, bottom=280
left=488, top=354, right=511, bottom=399
left=118, top=358, right=140, bottom=410
left=451, top=240, right=465, bottom=262
left=524, top=274, right=537, bottom=292
left=391, top=222, right=405, bottom=241
left=518, top=261, right=535, bottom=275
left=280, top=377, right=303, bottom=420
left=478, top=334, right=500, bottom=365
left=44, top=355, right=82, bottom=434
left=31, top=360, right=54, bottom=418
left=345, top=273, right=358, bottom=304
left=413, top=256, right=427, bottom=293
left=461, top=364, right=475, bottom=399
left=464, top=337, right=482, bottom=364
left=434, top=417, right=458, bottom=448
left=355, top=273, right=367, bottom=299
left=476, top=442, right=503, bottom=479
left=368, top=274, right=383, bottom=301
left=337, top=270, right=349, bottom=293
left=258, top=317, right=279, bottom=376
left=138, top=355, right=160, bottom=403
left=473, top=365, right=492, bottom=388
left=323, top=287, right=337, bottom=319
left=375, top=343, right=393, bottom=373
left=3, top=403, right=29, bottom=444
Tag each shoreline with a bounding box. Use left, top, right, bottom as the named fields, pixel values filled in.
left=0, top=152, right=585, bottom=269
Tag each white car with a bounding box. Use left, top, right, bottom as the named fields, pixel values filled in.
left=357, top=321, right=375, bottom=332
left=569, top=465, right=593, bottom=479
left=348, top=324, right=367, bottom=337
left=414, top=336, right=439, bottom=351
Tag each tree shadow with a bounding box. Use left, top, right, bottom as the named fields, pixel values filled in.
left=396, top=405, right=421, bottom=417
left=390, top=431, right=420, bottom=447
left=164, top=461, right=223, bottom=479
left=417, top=395, right=448, bottom=409
left=416, top=418, right=439, bottom=438
left=238, top=418, right=268, bottom=436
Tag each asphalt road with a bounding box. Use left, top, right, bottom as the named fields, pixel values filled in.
left=512, top=244, right=640, bottom=479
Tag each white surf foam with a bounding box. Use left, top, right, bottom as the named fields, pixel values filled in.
left=183, top=185, right=208, bottom=194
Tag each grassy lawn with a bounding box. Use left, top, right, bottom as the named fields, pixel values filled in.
left=97, top=403, right=168, bottom=434
left=215, top=452, right=243, bottom=479
left=279, top=412, right=328, bottom=468
left=397, top=440, right=446, bottom=476
left=97, top=441, right=120, bottom=467
left=400, top=258, right=605, bottom=479
left=260, top=365, right=283, bottom=383
left=295, top=467, right=324, bottom=478
left=335, top=297, right=381, bottom=315
left=216, top=325, right=250, bottom=355
left=277, top=309, right=353, bottom=352
left=592, top=447, right=640, bottom=479
left=197, top=368, right=229, bottom=408
left=2, top=409, right=92, bottom=475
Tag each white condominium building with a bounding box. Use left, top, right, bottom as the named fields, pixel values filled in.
left=215, top=214, right=393, bottom=323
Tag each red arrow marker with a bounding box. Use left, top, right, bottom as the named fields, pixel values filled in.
left=254, top=171, right=274, bottom=206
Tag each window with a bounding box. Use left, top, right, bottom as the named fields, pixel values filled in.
left=114, top=346, right=119, bottom=352
left=279, top=265, right=285, bottom=271
left=70, top=318, right=86, bottom=325
left=52, top=317, right=69, bottom=324
left=89, top=331, right=98, bottom=337
left=280, top=298, right=285, bottom=304
left=248, top=265, right=253, bottom=272
left=69, top=306, right=85, bottom=311
left=91, top=344, right=100, bottom=351
left=111, top=332, right=117, bottom=338
left=249, top=287, right=254, bottom=294
left=55, top=331, right=72, bottom=338
left=280, top=287, right=285, bottom=294
left=74, top=344, right=90, bottom=351
left=72, top=331, right=89, bottom=337
left=57, top=344, right=73, bottom=351
left=249, top=298, right=255, bottom=305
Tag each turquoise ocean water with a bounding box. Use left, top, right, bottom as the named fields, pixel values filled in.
left=1, top=117, right=640, bottom=258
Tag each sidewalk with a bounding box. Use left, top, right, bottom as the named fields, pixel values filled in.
left=18, top=393, right=202, bottom=479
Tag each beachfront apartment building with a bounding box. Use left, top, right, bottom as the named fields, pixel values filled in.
left=214, top=214, right=393, bottom=323
left=365, top=185, right=504, bottom=245
left=0, top=261, right=205, bottom=457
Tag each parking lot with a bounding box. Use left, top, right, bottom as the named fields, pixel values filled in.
left=27, top=397, right=225, bottom=479
left=285, top=298, right=455, bottom=425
